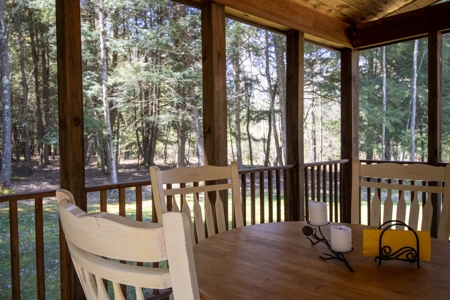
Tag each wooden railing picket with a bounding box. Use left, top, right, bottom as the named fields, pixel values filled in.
left=35, top=197, right=46, bottom=300
left=136, top=186, right=143, bottom=222
left=268, top=170, right=273, bottom=223
left=10, top=200, right=20, bottom=300
left=276, top=169, right=281, bottom=222
left=251, top=172, right=256, bottom=225
left=100, top=190, right=107, bottom=212
left=241, top=173, right=247, bottom=226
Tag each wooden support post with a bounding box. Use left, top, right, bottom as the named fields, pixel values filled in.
left=201, top=2, right=227, bottom=167
left=285, top=31, right=304, bottom=221
left=341, top=48, right=359, bottom=224
left=428, top=31, right=442, bottom=238
left=56, top=0, right=86, bottom=299
left=201, top=2, right=229, bottom=223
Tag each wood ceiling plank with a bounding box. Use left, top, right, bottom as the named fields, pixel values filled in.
left=386, top=0, right=439, bottom=16
left=213, top=0, right=353, bottom=48
left=354, top=1, right=450, bottom=49
left=314, top=0, right=361, bottom=24
left=313, top=0, right=406, bottom=24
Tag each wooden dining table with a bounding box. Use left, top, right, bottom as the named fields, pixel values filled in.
left=193, top=221, right=450, bottom=300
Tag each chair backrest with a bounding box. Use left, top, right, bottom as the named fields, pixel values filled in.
left=351, top=160, right=450, bottom=241
left=56, top=189, right=199, bottom=300
left=150, top=162, right=243, bottom=244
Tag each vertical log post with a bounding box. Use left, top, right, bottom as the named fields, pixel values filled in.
left=428, top=31, right=442, bottom=238
left=285, top=31, right=304, bottom=221
left=341, top=48, right=359, bottom=223
left=201, top=3, right=229, bottom=223
left=56, top=0, right=86, bottom=299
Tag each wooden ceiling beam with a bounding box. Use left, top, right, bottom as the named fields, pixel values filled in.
left=185, top=0, right=353, bottom=48
left=354, top=1, right=450, bottom=49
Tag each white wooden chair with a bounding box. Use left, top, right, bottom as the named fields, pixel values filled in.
left=150, top=162, right=244, bottom=244
left=56, top=188, right=200, bottom=300
left=351, top=160, right=450, bottom=241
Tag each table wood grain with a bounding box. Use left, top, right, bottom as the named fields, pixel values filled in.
left=193, top=221, right=450, bottom=300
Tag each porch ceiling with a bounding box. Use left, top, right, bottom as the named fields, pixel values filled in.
left=287, top=0, right=441, bottom=26
left=184, top=0, right=445, bottom=49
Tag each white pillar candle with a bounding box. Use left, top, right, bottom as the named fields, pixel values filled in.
left=330, top=225, right=352, bottom=252
left=309, top=200, right=327, bottom=226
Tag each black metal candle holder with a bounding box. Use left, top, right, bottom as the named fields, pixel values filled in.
left=303, top=222, right=354, bottom=272
left=375, top=220, right=420, bottom=268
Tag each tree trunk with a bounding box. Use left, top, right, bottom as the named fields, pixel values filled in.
left=177, top=113, right=187, bottom=167
left=115, top=111, right=120, bottom=167
left=0, top=1, right=12, bottom=186
left=17, top=12, right=33, bottom=173
left=98, top=0, right=117, bottom=182
left=410, top=39, right=419, bottom=162
left=29, top=27, right=44, bottom=163
left=263, top=32, right=273, bottom=167
left=246, top=96, right=253, bottom=167
left=191, top=88, right=204, bottom=165
left=12, top=124, right=20, bottom=162
left=41, top=39, right=51, bottom=166
left=148, top=86, right=159, bottom=166
left=311, top=107, right=317, bottom=162
left=232, top=41, right=243, bottom=168
left=271, top=103, right=282, bottom=166
left=274, top=34, right=286, bottom=165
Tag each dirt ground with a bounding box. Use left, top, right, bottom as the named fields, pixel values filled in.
left=9, top=157, right=152, bottom=194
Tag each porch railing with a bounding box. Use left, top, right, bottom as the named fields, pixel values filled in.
left=0, top=162, right=345, bottom=299
left=304, top=159, right=349, bottom=223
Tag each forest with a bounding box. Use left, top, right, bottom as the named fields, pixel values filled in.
left=1, top=0, right=450, bottom=189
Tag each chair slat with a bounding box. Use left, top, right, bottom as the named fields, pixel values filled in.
left=370, top=191, right=381, bottom=227
left=135, top=286, right=145, bottom=300
left=396, top=192, right=407, bottom=225
left=204, top=192, right=215, bottom=237
left=193, top=194, right=206, bottom=242
left=422, top=192, right=433, bottom=232
left=215, top=190, right=226, bottom=233
left=409, top=193, right=420, bottom=231
left=172, top=195, right=180, bottom=212
left=83, top=267, right=97, bottom=299
left=383, top=190, right=393, bottom=224
left=181, top=201, right=195, bottom=245
left=113, top=281, right=126, bottom=300
left=96, top=276, right=109, bottom=299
